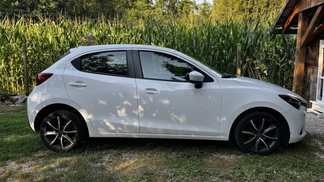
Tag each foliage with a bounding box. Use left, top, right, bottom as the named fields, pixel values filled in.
left=0, top=16, right=295, bottom=95
left=0, top=0, right=286, bottom=24
left=212, top=0, right=284, bottom=22
left=0, top=0, right=118, bottom=20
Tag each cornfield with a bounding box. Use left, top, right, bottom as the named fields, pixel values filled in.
left=0, top=16, right=296, bottom=95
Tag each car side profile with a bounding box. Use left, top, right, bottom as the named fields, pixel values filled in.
left=27, top=45, right=307, bottom=155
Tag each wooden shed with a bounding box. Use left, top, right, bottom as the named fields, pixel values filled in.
left=269, top=0, right=324, bottom=117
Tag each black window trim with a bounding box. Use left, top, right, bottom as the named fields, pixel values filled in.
left=70, top=50, right=135, bottom=78
left=61, top=50, right=71, bottom=59
left=133, top=50, right=214, bottom=82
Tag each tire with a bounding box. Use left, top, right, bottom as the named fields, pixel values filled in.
left=234, top=112, right=282, bottom=155
left=40, top=110, right=86, bottom=152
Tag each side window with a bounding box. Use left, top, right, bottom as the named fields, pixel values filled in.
left=139, top=51, right=213, bottom=82
left=72, top=51, right=127, bottom=76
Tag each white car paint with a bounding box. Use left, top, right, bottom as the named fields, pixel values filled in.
left=136, top=79, right=221, bottom=136
left=216, top=77, right=306, bottom=143
left=63, top=63, right=140, bottom=134
left=27, top=44, right=307, bottom=151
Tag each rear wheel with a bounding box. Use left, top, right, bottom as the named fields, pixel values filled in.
left=40, top=110, right=86, bottom=152
left=234, top=112, right=282, bottom=155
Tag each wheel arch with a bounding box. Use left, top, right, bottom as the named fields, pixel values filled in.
left=34, top=104, right=89, bottom=138
left=229, top=107, right=290, bottom=145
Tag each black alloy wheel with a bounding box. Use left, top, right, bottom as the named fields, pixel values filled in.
left=234, top=112, right=283, bottom=155
left=40, top=110, right=85, bottom=152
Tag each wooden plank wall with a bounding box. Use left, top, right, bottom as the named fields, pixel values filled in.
left=305, top=39, right=319, bottom=106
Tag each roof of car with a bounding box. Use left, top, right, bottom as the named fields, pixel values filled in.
left=72, top=44, right=176, bottom=52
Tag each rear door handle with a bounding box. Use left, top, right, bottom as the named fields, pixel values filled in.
left=145, top=88, right=159, bottom=94
left=69, top=82, right=87, bottom=87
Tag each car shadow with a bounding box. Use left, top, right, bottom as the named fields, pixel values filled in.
left=77, top=137, right=311, bottom=155
left=81, top=137, right=239, bottom=154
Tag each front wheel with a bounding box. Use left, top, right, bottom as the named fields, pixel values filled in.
left=234, top=112, right=283, bottom=155
left=40, top=110, right=86, bottom=152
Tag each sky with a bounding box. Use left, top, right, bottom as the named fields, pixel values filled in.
left=196, top=0, right=213, bottom=4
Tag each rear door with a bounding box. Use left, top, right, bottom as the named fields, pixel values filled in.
left=63, top=49, right=139, bottom=134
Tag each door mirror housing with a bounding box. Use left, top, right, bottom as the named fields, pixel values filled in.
left=189, top=71, right=204, bottom=89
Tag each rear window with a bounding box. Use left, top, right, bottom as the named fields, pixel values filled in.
left=71, top=51, right=128, bottom=76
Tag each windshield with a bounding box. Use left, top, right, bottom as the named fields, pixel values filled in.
left=188, top=55, right=222, bottom=75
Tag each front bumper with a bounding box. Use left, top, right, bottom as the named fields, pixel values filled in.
left=285, top=106, right=307, bottom=143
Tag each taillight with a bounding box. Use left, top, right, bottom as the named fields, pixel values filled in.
left=35, top=73, right=53, bottom=86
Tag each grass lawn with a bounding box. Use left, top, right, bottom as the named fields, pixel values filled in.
left=1, top=105, right=324, bottom=181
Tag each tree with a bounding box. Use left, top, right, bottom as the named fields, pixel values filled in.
left=0, top=0, right=60, bottom=17
left=212, top=0, right=283, bottom=22
left=154, top=0, right=180, bottom=16
left=177, top=0, right=195, bottom=17
left=197, top=0, right=212, bottom=19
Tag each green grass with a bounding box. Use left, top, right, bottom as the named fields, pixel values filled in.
left=0, top=105, right=43, bottom=165
left=1, top=106, right=324, bottom=181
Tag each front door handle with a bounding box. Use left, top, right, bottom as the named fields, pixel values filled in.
left=145, top=88, right=159, bottom=94
left=69, top=81, right=87, bottom=87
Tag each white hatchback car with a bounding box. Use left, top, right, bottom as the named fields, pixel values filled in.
left=27, top=45, right=307, bottom=155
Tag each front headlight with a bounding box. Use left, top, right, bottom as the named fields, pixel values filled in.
left=279, top=94, right=302, bottom=110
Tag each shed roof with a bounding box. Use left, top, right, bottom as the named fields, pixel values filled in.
left=269, top=0, right=324, bottom=34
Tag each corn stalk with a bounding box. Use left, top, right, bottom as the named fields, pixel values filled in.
left=0, top=16, right=296, bottom=95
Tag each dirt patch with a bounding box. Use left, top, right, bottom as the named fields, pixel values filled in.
left=315, top=152, right=324, bottom=160
left=0, top=161, right=36, bottom=174
left=306, top=137, right=324, bottom=153
left=211, top=153, right=241, bottom=161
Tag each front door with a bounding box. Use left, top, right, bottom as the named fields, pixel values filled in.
left=135, top=51, right=221, bottom=136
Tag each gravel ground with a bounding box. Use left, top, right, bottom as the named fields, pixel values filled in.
left=306, top=113, right=324, bottom=135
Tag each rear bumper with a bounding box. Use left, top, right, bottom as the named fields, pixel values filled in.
left=27, top=91, right=37, bottom=131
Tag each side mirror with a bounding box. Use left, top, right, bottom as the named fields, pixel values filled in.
left=189, top=71, right=204, bottom=89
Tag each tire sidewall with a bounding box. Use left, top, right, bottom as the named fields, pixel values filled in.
left=40, top=110, right=84, bottom=152
left=234, top=112, right=283, bottom=155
